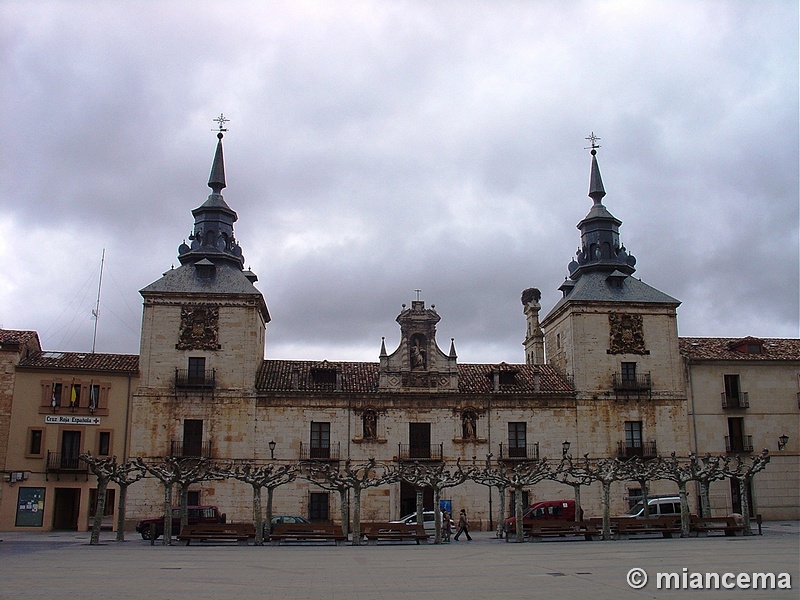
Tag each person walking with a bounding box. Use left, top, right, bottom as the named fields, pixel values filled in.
left=454, top=509, right=472, bottom=541
left=442, top=511, right=452, bottom=543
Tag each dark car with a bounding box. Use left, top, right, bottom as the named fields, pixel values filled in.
left=136, top=505, right=226, bottom=539
left=266, top=515, right=310, bottom=535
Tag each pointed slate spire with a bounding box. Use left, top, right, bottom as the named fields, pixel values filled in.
left=380, top=337, right=388, bottom=358
left=588, top=149, right=605, bottom=203
left=448, top=338, right=457, bottom=359
left=208, top=132, right=227, bottom=194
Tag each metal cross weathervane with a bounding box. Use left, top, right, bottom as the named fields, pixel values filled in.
left=584, top=132, right=601, bottom=150
left=213, top=113, right=230, bottom=132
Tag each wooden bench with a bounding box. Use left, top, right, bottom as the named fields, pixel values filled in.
left=689, top=516, right=745, bottom=537
left=360, top=522, right=430, bottom=545
left=525, top=519, right=600, bottom=542
left=613, top=516, right=682, bottom=539
left=177, top=523, right=255, bottom=546
left=269, top=522, right=347, bottom=546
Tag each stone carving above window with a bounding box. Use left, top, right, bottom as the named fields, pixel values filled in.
left=177, top=305, right=220, bottom=350
left=608, top=313, right=647, bottom=355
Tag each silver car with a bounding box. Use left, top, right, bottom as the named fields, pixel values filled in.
left=391, top=510, right=455, bottom=532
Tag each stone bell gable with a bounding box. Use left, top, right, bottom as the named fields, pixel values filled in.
left=378, top=299, right=458, bottom=391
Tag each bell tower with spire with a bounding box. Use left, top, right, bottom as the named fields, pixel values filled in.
left=540, top=135, right=683, bottom=401
left=132, top=117, right=270, bottom=459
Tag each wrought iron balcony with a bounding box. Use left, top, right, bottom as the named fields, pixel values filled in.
left=397, top=443, right=443, bottom=461
left=612, top=372, right=652, bottom=392
left=725, top=435, right=754, bottom=454
left=498, top=442, right=540, bottom=461
left=45, top=451, right=88, bottom=481
left=721, top=391, right=749, bottom=409
left=175, top=368, right=215, bottom=389
left=169, top=440, right=213, bottom=458
left=617, top=440, right=657, bottom=459
left=300, top=442, right=341, bottom=461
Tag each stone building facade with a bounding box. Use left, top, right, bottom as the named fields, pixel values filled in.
left=126, top=135, right=697, bottom=529
left=2, top=133, right=797, bottom=532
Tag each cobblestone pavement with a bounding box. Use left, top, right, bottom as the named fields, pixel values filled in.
left=0, top=521, right=797, bottom=599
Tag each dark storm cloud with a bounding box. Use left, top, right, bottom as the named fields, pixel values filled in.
left=1, top=1, right=796, bottom=361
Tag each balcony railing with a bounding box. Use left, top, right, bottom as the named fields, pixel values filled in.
left=175, top=369, right=215, bottom=389
left=725, top=435, right=754, bottom=454
left=46, top=451, right=88, bottom=481
left=617, top=440, right=658, bottom=459
left=169, top=440, right=213, bottom=458
left=397, top=443, right=443, bottom=461
left=721, top=391, right=749, bottom=409
left=498, top=442, right=540, bottom=461
left=612, top=372, right=652, bottom=392
left=300, top=442, right=341, bottom=461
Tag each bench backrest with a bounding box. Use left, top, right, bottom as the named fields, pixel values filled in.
left=272, top=522, right=341, bottom=535
left=362, top=522, right=426, bottom=535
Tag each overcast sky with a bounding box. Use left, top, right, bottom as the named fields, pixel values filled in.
left=1, top=1, right=797, bottom=364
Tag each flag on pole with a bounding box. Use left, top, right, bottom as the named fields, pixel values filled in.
left=51, top=382, right=58, bottom=408
left=70, top=378, right=77, bottom=408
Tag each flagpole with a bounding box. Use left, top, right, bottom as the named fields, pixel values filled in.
left=91, top=249, right=105, bottom=354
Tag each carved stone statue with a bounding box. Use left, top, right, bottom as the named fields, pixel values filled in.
left=363, top=410, right=377, bottom=439
left=462, top=411, right=476, bottom=440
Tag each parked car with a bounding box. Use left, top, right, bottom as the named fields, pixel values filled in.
left=391, top=510, right=455, bottom=532
left=503, top=499, right=582, bottom=536
left=136, top=505, right=226, bottom=540
left=267, top=515, right=310, bottom=535
left=624, top=496, right=683, bottom=518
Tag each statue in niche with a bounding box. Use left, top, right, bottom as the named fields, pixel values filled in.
left=363, top=410, right=377, bottom=440
left=462, top=411, right=476, bottom=440
left=410, top=338, right=427, bottom=371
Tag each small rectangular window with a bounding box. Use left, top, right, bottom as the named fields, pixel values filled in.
left=98, top=431, right=111, bottom=456
left=188, top=357, right=206, bottom=385
left=508, top=422, right=527, bottom=457
left=621, top=362, right=637, bottom=382
left=28, top=429, right=44, bottom=456
left=624, top=421, right=643, bottom=448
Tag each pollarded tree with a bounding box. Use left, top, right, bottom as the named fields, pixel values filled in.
left=688, top=453, right=729, bottom=517
left=302, top=459, right=397, bottom=545
left=136, top=456, right=218, bottom=544
left=585, top=457, right=629, bottom=540
left=658, top=453, right=696, bottom=537
left=81, top=454, right=145, bottom=544
left=397, top=460, right=467, bottom=544
left=622, top=456, right=664, bottom=519
left=226, top=461, right=298, bottom=545
left=460, top=454, right=510, bottom=537
left=552, top=453, right=597, bottom=523
left=465, top=457, right=553, bottom=543
left=724, top=448, right=770, bottom=535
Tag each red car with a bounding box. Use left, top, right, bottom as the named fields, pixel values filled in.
left=136, top=505, right=226, bottom=539
left=503, top=500, right=582, bottom=536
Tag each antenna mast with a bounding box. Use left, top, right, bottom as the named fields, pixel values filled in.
left=91, top=249, right=105, bottom=353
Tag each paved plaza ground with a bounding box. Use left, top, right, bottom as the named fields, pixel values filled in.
left=0, top=521, right=797, bottom=599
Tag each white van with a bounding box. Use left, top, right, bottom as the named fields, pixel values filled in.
left=625, top=496, right=682, bottom=518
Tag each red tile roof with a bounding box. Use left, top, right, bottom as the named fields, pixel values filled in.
left=0, top=329, right=40, bottom=346
left=18, top=351, right=139, bottom=373
left=679, top=337, right=800, bottom=361
left=256, top=360, right=572, bottom=394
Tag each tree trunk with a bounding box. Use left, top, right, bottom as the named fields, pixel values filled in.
left=179, top=486, right=189, bottom=533
left=601, top=481, right=612, bottom=540
left=573, top=484, right=582, bottom=522
left=497, top=486, right=506, bottom=538
left=339, top=489, right=349, bottom=538
left=514, top=485, right=525, bottom=543
left=639, top=478, right=650, bottom=518
left=115, top=483, right=128, bottom=542
left=351, top=486, right=362, bottom=546
left=253, top=484, right=264, bottom=545
left=90, top=476, right=109, bottom=545
left=433, top=487, right=441, bottom=544
left=163, top=483, right=174, bottom=546
left=415, top=488, right=424, bottom=531
left=678, top=481, right=690, bottom=537
left=739, top=477, right=752, bottom=535
left=699, top=481, right=711, bottom=517
left=265, top=487, right=275, bottom=537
